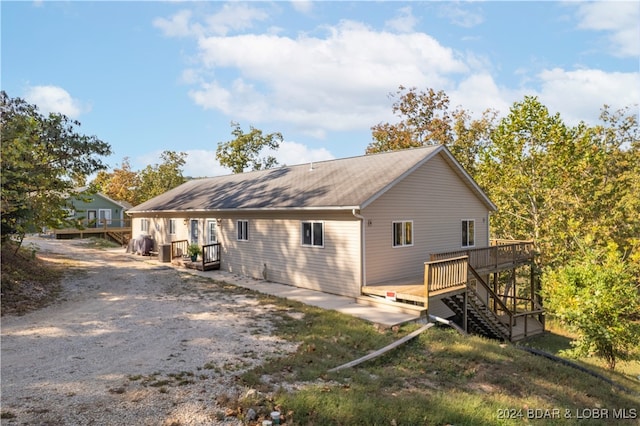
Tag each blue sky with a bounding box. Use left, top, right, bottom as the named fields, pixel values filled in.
left=3, top=1, right=639, bottom=178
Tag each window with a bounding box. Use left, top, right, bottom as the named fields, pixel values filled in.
left=237, top=220, right=249, bottom=241
left=392, top=221, right=413, bottom=247
left=301, top=221, right=324, bottom=247
left=190, top=219, right=199, bottom=244
left=98, top=209, right=112, bottom=225
left=462, top=220, right=475, bottom=247
left=141, top=218, right=149, bottom=233
left=169, top=219, right=176, bottom=235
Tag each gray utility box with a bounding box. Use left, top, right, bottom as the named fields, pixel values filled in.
left=158, top=244, right=171, bottom=263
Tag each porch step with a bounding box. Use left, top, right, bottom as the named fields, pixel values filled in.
left=356, top=295, right=427, bottom=317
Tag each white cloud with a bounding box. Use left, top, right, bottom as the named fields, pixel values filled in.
left=385, top=6, right=418, bottom=34
left=573, top=2, right=640, bottom=57
left=188, top=20, right=468, bottom=135
left=137, top=142, right=334, bottom=179
left=438, top=3, right=484, bottom=28
left=24, top=85, right=87, bottom=118
left=290, top=1, right=313, bottom=15
left=263, top=140, right=335, bottom=168
left=451, top=73, right=515, bottom=118
left=153, top=9, right=201, bottom=38
left=153, top=4, right=268, bottom=38
left=536, top=68, right=640, bottom=125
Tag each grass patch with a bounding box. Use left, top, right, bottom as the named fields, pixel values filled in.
left=236, top=297, right=640, bottom=425
left=1, top=240, right=65, bottom=315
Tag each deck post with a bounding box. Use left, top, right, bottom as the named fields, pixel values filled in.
left=463, top=290, right=468, bottom=333
left=423, top=262, right=430, bottom=311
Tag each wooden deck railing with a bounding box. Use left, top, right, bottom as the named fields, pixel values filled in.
left=423, top=256, right=468, bottom=308
left=423, top=252, right=544, bottom=340
left=171, top=240, right=189, bottom=258
left=202, top=243, right=221, bottom=268
left=430, top=240, right=535, bottom=272
left=52, top=218, right=131, bottom=233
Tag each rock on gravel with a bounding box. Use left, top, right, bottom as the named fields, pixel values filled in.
left=1, top=238, right=298, bottom=425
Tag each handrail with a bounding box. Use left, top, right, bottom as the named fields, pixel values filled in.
left=171, top=240, right=189, bottom=258
left=430, top=240, right=535, bottom=271
left=468, top=265, right=513, bottom=325
left=424, top=255, right=468, bottom=292
left=466, top=285, right=512, bottom=341
left=202, top=243, right=221, bottom=265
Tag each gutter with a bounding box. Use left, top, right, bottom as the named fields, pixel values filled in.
left=352, top=209, right=366, bottom=288
left=127, top=206, right=362, bottom=215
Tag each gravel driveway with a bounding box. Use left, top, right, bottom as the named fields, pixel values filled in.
left=1, top=238, right=297, bottom=425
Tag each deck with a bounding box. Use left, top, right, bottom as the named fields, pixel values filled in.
left=51, top=219, right=131, bottom=245
left=361, top=241, right=544, bottom=342
left=362, top=277, right=466, bottom=304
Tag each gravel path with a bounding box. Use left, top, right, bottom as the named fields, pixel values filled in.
left=1, top=238, right=298, bottom=425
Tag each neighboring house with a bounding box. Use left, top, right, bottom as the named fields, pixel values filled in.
left=65, top=189, right=132, bottom=229
left=127, top=145, right=496, bottom=298
left=51, top=189, right=133, bottom=244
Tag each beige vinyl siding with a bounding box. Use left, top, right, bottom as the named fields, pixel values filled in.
left=130, top=215, right=193, bottom=248
left=216, top=211, right=362, bottom=297
left=362, top=152, right=490, bottom=285
left=129, top=211, right=361, bottom=297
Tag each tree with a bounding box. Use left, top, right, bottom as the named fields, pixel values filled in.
left=1, top=91, right=111, bottom=242
left=476, top=98, right=639, bottom=267
left=475, top=96, right=578, bottom=266
left=542, top=242, right=640, bottom=370
left=367, top=86, right=496, bottom=174
left=216, top=121, right=283, bottom=173
left=91, top=157, right=141, bottom=205
left=136, top=151, right=187, bottom=203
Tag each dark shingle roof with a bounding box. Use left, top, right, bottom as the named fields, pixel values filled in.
left=128, top=145, right=495, bottom=213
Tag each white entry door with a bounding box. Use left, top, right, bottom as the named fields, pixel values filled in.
left=207, top=219, right=217, bottom=243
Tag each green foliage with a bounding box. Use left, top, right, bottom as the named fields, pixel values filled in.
left=136, top=151, right=187, bottom=203
left=187, top=243, right=201, bottom=257
left=91, top=157, right=141, bottom=205
left=1, top=91, right=111, bottom=240
left=367, top=85, right=496, bottom=174
left=542, top=243, right=640, bottom=370
left=216, top=121, right=283, bottom=174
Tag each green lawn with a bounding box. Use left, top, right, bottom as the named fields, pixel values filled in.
left=238, top=296, right=640, bottom=425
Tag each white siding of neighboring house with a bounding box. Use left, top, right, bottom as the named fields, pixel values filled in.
left=362, top=152, right=491, bottom=285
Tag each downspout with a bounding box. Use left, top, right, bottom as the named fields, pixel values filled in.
left=352, top=209, right=366, bottom=288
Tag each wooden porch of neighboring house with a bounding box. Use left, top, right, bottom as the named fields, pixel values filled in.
left=362, top=240, right=544, bottom=342
left=51, top=219, right=132, bottom=246
left=169, top=240, right=221, bottom=271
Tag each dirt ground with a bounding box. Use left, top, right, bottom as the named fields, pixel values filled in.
left=1, top=237, right=298, bottom=425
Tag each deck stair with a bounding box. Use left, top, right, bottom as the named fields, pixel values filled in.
left=441, top=290, right=510, bottom=341
left=424, top=244, right=544, bottom=342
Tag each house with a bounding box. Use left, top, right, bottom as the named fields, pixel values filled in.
left=128, top=145, right=494, bottom=293
left=128, top=145, right=544, bottom=340
left=66, top=189, right=132, bottom=228
left=52, top=189, right=132, bottom=244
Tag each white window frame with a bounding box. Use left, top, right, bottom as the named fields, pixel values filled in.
left=301, top=221, right=324, bottom=248
left=237, top=220, right=249, bottom=241
left=98, top=208, right=112, bottom=225
left=392, top=220, right=413, bottom=247
left=462, top=219, right=475, bottom=248
left=169, top=219, right=176, bottom=235
left=141, top=218, right=149, bottom=233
